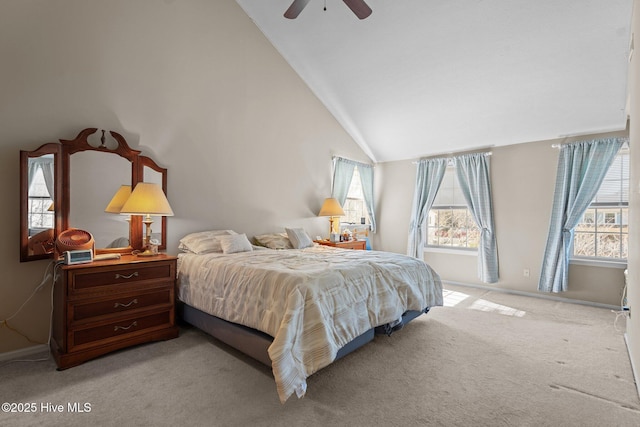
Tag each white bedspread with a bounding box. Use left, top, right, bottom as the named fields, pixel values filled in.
left=177, top=245, right=443, bottom=403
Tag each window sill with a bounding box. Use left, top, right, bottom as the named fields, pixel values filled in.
left=424, top=247, right=478, bottom=256
left=569, top=258, right=627, bottom=269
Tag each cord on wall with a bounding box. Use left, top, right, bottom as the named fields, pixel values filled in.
left=0, top=261, right=58, bottom=365
left=612, top=269, right=630, bottom=332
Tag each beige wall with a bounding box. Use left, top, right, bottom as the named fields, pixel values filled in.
left=377, top=129, right=629, bottom=307
left=626, top=0, right=640, bottom=397
left=0, top=0, right=370, bottom=354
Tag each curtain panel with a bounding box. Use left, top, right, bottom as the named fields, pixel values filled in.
left=29, top=156, right=55, bottom=201
left=332, top=157, right=377, bottom=233
left=454, top=153, right=499, bottom=283
left=407, top=158, right=447, bottom=259
left=538, top=137, right=625, bottom=293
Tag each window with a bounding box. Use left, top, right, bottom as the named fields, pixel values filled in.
left=426, top=166, right=479, bottom=249
left=573, top=150, right=629, bottom=260
left=28, top=166, right=54, bottom=233
left=341, top=166, right=370, bottom=225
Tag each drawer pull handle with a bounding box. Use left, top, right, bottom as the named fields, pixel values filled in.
left=115, top=272, right=139, bottom=280
left=114, top=299, right=138, bottom=309
left=114, top=321, right=137, bottom=332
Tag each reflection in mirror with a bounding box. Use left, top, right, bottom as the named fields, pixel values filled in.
left=69, top=151, right=132, bottom=248
left=143, top=167, right=163, bottom=247
left=140, top=156, right=168, bottom=250
left=20, top=142, right=60, bottom=262
left=26, top=155, right=55, bottom=255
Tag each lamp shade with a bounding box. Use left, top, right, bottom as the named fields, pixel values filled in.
left=104, top=185, right=132, bottom=213
left=119, top=182, right=174, bottom=216
left=318, top=198, right=345, bottom=217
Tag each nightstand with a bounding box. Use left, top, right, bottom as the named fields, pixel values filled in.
left=51, top=254, right=179, bottom=369
left=315, top=240, right=366, bottom=250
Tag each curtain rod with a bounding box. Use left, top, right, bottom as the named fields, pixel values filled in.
left=552, top=138, right=629, bottom=150
left=332, top=156, right=375, bottom=168
left=412, top=152, right=492, bottom=164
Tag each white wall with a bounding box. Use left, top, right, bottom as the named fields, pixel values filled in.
left=0, top=0, right=370, bottom=354
left=377, top=129, right=629, bottom=307
left=626, top=0, right=640, bottom=398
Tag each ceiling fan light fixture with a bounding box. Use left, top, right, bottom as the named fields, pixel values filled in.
left=284, top=0, right=372, bottom=20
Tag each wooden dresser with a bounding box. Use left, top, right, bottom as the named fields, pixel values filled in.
left=316, top=240, right=366, bottom=250
left=51, top=254, right=179, bottom=369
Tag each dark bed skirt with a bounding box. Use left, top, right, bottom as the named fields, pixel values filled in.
left=177, top=302, right=430, bottom=367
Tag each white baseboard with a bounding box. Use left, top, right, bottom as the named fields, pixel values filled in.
left=624, top=333, right=640, bottom=400
left=0, top=344, right=49, bottom=363
left=443, top=280, right=620, bottom=311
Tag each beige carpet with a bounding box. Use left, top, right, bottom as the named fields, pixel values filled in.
left=1, top=284, right=639, bottom=426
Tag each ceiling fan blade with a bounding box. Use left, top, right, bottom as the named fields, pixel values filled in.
left=284, top=0, right=312, bottom=19
left=343, top=0, right=372, bottom=19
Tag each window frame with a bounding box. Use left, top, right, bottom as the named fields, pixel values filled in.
left=27, top=165, right=54, bottom=233
left=425, top=165, right=479, bottom=252
left=571, top=150, right=629, bottom=264
left=339, top=166, right=371, bottom=227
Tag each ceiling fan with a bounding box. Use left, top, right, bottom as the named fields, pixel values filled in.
left=284, top=0, right=372, bottom=20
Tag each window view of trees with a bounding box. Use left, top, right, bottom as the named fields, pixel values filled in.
left=573, top=208, right=628, bottom=259
left=426, top=166, right=479, bottom=250
left=427, top=208, right=479, bottom=249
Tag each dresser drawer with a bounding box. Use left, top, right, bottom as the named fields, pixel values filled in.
left=70, top=311, right=171, bottom=350
left=70, top=288, right=172, bottom=322
left=338, top=240, right=366, bottom=250
left=69, top=262, right=173, bottom=293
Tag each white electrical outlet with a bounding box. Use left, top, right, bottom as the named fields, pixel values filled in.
left=523, top=269, right=530, bottom=278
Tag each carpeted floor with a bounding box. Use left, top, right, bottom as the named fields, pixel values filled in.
left=1, top=284, right=639, bottom=426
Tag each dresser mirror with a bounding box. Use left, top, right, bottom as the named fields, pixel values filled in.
left=19, top=128, right=169, bottom=262
left=20, top=143, right=61, bottom=262
left=69, top=150, right=133, bottom=248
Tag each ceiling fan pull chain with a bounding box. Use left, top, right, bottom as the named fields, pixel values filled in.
left=324, top=0, right=327, bottom=12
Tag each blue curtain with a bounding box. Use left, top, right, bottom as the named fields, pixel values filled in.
left=407, top=158, right=447, bottom=259
left=454, top=153, right=499, bottom=283
left=332, top=157, right=377, bottom=233
left=357, top=163, right=377, bottom=233
left=538, top=138, right=624, bottom=293
left=332, top=157, right=356, bottom=205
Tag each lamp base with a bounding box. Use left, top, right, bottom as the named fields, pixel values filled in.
left=136, top=249, right=158, bottom=257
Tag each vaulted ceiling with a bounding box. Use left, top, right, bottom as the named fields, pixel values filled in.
left=235, top=0, right=633, bottom=162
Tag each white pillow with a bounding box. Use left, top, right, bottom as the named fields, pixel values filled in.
left=254, top=233, right=293, bottom=249
left=219, top=233, right=253, bottom=254
left=285, top=227, right=314, bottom=249
left=178, top=230, right=237, bottom=254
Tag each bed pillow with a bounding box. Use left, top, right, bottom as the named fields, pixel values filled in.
left=219, top=233, right=253, bottom=254
left=178, top=229, right=237, bottom=254
left=285, top=227, right=314, bottom=249
left=254, top=233, right=293, bottom=250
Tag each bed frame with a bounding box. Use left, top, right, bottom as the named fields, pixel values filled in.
left=178, top=302, right=430, bottom=367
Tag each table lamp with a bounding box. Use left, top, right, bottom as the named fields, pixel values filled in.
left=119, top=182, right=174, bottom=256
left=318, top=197, right=345, bottom=236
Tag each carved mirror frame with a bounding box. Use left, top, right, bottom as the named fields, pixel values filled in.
left=20, top=128, right=169, bottom=262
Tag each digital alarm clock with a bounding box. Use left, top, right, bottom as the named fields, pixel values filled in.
left=62, top=249, right=93, bottom=265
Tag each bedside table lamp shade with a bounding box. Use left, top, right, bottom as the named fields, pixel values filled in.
left=104, top=185, right=132, bottom=213
left=119, top=182, right=174, bottom=256
left=318, top=197, right=345, bottom=235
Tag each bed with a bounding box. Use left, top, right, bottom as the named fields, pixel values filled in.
left=176, top=230, right=443, bottom=403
